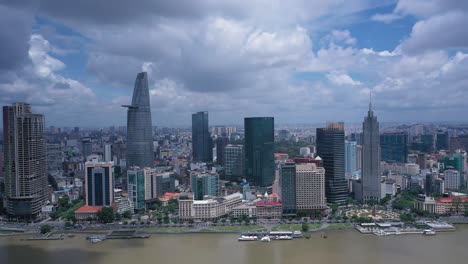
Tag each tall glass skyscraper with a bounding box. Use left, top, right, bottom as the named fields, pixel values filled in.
left=280, top=161, right=297, bottom=215
left=362, top=102, right=381, bottom=202
left=244, top=117, right=275, bottom=187
left=192, top=111, right=212, bottom=162
left=2, top=103, right=47, bottom=218
left=316, top=122, right=348, bottom=204
left=124, top=72, right=153, bottom=168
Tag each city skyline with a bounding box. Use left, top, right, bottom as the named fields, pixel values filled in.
left=1, top=1, right=468, bottom=127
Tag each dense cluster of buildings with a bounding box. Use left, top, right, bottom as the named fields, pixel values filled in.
left=1, top=71, right=468, bottom=222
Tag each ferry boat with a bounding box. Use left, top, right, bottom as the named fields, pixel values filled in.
left=238, top=235, right=258, bottom=241
left=260, top=236, right=271, bottom=242
left=423, top=229, right=436, bottom=236
left=273, top=235, right=293, bottom=240
left=292, top=231, right=303, bottom=238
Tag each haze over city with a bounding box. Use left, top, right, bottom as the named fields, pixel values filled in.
left=1, top=0, right=468, bottom=127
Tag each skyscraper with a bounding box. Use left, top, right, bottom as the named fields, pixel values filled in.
left=362, top=101, right=381, bottom=203
left=436, top=131, right=449, bottom=151
left=316, top=122, right=348, bottom=204
left=295, top=163, right=326, bottom=211
left=345, top=141, right=357, bottom=174
left=380, top=132, right=408, bottom=163
left=104, top=143, right=112, bottom=162
left=280, top=161, right=297, bottom=215
left=3, top=103, right=48, bottom=218
left=191, top=172, right=219, bottom=200
left=216, top=137, right=229, bottom=166
left=224, top=144, right=244, bottom=180
left=244, top=117, right=275, bottom=187
left=124, top=72, right=153, bottom=168
left=192, top=111, right=212, bottom=162
left=85, top=161, right=114, bottom=206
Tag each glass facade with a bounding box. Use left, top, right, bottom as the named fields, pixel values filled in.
left=191, top=173, right=219, bottom=200
left=244, top=117, right=275, bottom=187
left=192, top=111, right=212, bottom=162
left=316, top=122, right=348, bottom=204
left=280, top=162, right=296, bottom=214
left=380, top=132, right=408, bottom=163
left=345, top=141, right=357, bottom=174
left=86, top=164, right=113, bottom=206
left=127, top=168, right=146, bottom=210
left=125, top=72, right=154, bottom=168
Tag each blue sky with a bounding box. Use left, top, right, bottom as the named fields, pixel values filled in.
left=1, top=0, right=468, bottom=127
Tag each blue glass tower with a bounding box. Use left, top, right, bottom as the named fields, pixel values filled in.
left=124, top=72, right=153, bottom=168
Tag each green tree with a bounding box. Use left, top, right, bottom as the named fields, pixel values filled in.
left=97, top=207, right=115, bottom=223
left=331, top=204, right=339, bottom=214
left=41, top=224, right=52, bottom=234
left=48, top=174, right=58, bottom=190
left=64, top=221, right=73, bottom=228
left=301, top=223, right=309, bottom=232
left=123, top=210, right=133, bottom=219
left=58, top=196, right=69, bottom=208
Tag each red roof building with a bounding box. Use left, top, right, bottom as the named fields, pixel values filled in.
left=75, top=205, right=103, bottom=220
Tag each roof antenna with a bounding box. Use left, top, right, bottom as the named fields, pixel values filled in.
left=369, top=90, right=372, bottom=112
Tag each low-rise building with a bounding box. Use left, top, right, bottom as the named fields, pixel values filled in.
left=231, top=204, right=257, bottom=218
left=75, top=205, right=103, bottom=220
left=414, top=195, right=468, bottom=214
left=256, top=201, right=282, bottom=219
left=178, top=192, right=242, bottom=221
left=112, top=197, right=134, bottom=215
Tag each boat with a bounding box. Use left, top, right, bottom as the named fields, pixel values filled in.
left=238, top=235, right=258, bottom=241
left=90, top=238, right=104, bottom=244
left=423, top=229, right=436, bottom=236
left=321, top=233, right=328, bottom=239
left=274, top=235, right=292, bottom=240
left=292, top=231, right=303, bottom=238
left=305, top=234, right=311, bottom=239
left=260, top=236, right=271, bottom=242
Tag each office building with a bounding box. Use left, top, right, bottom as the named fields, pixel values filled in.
left=280, top=161, right=296, bottom=214
left=436, top=131, right=449, bottom=151
left=224, top=144, right=244, bottom=180
left=2, top=103, right=48, bottom=218
left=444, top=169, right=460, bottom=190
left=153, top=172, right=176, bottom=198
left=245, top=117, right=275, bottom=187
left=356, top=144, right=363, bottom=170
left=47, top=143, right=63, bottom=173
left=192, top=111, right=212, bottom=162
left=345, top=141, right=357, bottom=174
left=81, top=138, right=92, bottom=159
left=380, top=132, right=408, bottom=163
left=444, top=154, right=464, bottom=176
left=104, top=144, right=112, bottom=162
left=179, top=193, right=242, bottom=221
left=216, top=137, right=229, bottom=166
left=278, top=130, right=291, bottom=141
left=316, top=122, right=348, bottom=204
left=191, top=172, right=219, bottom=200
left=361, top=101, right=381, bottom=203
left=295, top=163, right=326, bottom=211
left=124, top=72, right=154, bottom=168
left=127, top=167, right=145, bottom=210
left=85, top=161, right=114, bottom=206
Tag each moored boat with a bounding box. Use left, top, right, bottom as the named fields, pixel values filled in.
left=238, top=235, right=258, bottom=241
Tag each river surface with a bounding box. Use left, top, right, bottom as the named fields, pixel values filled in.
left=1, top=226, right=468, bottom=264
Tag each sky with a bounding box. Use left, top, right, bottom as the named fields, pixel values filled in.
left=0, top=0, right=468, bottom=127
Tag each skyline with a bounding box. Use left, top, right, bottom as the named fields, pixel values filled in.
left=1, top=1, right=468, bottom=127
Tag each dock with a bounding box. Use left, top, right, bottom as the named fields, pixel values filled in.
left=105, top=230, right=151, bottom=240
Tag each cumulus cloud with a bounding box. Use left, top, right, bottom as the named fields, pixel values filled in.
left=326, top=72, right=362, bottom=86
left=371, top=13, right=402, bottom=23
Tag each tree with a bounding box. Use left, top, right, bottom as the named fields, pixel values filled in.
left=123, top=210, right=133, bottom=219
left=64, top=221, right=73, bottom=228
left=41, top=225, right=52, bottom=234
left=97, top=207, right=115, bottom=223
left=48, top=174, right=58, bottom=190
left=58, top=196, right=69, bottom=208
left=301, top=223, right=309, bottom=232
left=331, top=204, right=339, bottom=214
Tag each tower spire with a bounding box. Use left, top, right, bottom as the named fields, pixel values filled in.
left=369, top=91, right=372, bottom=112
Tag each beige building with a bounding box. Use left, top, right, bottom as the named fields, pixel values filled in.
left=295, top=163, right=326, bottom=210
left=231, top=204, right=257, bottom=218
left=179, top=192, right=242, bottom=221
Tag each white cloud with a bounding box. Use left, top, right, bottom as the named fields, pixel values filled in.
left=326, top=72, right=362, bottom=86
left=371, top=13, right=402, bottom=23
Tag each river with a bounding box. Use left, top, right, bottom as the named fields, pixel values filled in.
left=1, top=226, right=468, bottom=264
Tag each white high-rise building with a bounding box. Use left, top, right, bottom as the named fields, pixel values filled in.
left=104, top=144, right=112, bottom=162
left=345, top=141, right=357, bottom=174
left=444, top=169, right=460, bottom=190
left=295, top=163, right=326, bottom=210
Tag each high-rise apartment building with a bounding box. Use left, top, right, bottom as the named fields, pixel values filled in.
left=124, top=72, right=154, bottom=168
left=85, top=161, right=114, bottom=206
left=444, top=169, right=460, bottom=190
left=191, top=172, right=219, bottom=200
left=216, top=137, right=229, bottom=166
left=245, top=117, right=275, bottom=187
left=192, top=111, right=212, bottom=163
left=280, top=161, right=296, bottom=215
left=295, top=163, right=326, bottom=211
left=380, top=132, right=408, bottom=163
left=316, top=122, right=348, bottom=204
left=362, top=102, right=381, bottom=202
left=2, top=103, right=48, bottom=218
left=47, top=143, right=63, bottom=173
left=224, top=144, right=244, bottom=180
left=345, top=141, right=357, bottom=174
left=81, top=137, right=92, bottom=159
left=436, top=131, right=449, bottom=151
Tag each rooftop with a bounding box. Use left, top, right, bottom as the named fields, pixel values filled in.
left=75, top=205, right=103, bottom=213
left=256, top=201, right=282, bottom=206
